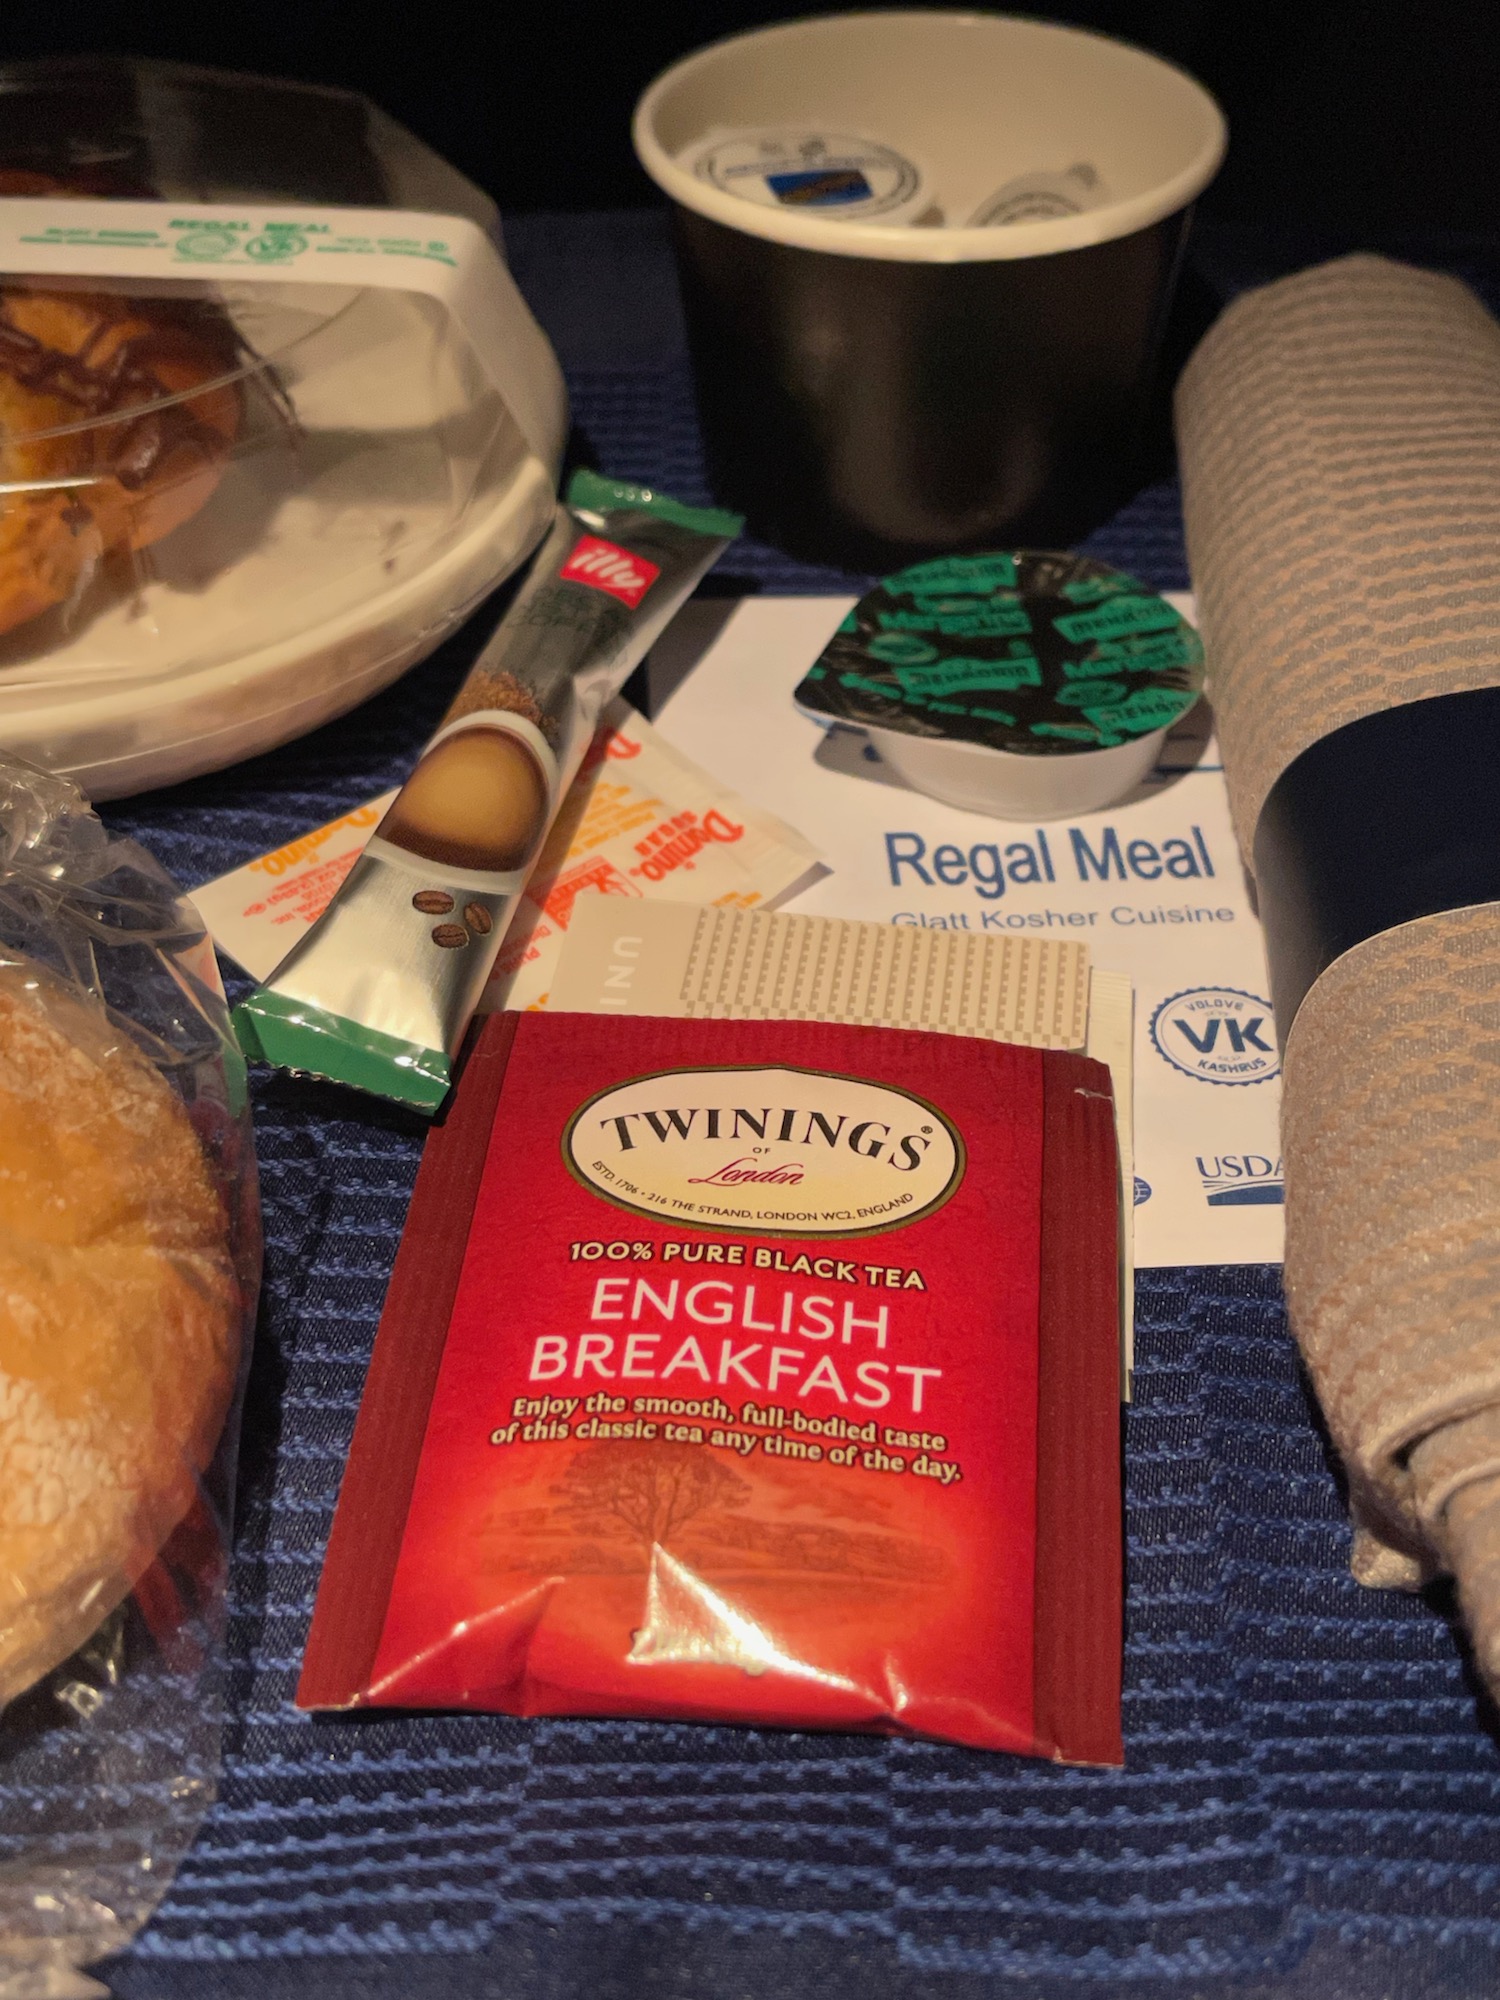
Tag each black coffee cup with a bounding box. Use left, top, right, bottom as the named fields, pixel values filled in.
left=634, top=12, right=1226, bottom=570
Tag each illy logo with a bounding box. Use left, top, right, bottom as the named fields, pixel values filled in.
left=561, top=536, right=660, bottom=606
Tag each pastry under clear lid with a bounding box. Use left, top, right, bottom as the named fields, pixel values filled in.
left=0, top=60, right=565, bottom=798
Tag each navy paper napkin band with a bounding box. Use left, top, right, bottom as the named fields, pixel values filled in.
left=1253, top=685, right=1500, bottom=1041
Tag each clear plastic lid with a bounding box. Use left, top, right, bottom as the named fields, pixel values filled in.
left=0, top=56, right=501, bottom=220
left=0, top=61, right=566, bottom=799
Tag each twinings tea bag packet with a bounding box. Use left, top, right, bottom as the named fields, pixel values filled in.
left=299, top=1010, right=1123, bottom=1762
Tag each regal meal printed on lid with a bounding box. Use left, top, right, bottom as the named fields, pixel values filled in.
left=795, top=551, right=1204, bottom=757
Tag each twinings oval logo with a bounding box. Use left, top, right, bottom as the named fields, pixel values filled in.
left=563, top=1064, right=964, bottom=1237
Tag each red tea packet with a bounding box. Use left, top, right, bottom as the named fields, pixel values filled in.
left=300, top=1011, right=1122, bottom=1763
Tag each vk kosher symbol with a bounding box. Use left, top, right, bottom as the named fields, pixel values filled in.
left=1149, top=986, right=1280, bottom=1085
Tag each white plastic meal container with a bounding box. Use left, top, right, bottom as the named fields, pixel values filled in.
left=0, top=59, right=566, bottom=798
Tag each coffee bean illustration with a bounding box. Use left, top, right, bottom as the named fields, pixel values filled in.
left=413, top=890, right=454, bottom=914
left=464, top=902, right=493, bottom=935
left=431, top=923, right=469, bottom=949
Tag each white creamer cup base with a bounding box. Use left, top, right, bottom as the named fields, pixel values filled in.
left=867, top=721, right=1167, bottom=821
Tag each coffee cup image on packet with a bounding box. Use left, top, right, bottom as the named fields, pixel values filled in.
left=380, top=724, right=551, bottom=874
left=232, top=470, right=742, bottom=1110
left=185, top=698, right=824, bottom=1005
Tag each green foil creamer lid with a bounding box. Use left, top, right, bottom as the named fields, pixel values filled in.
left=794, top=551, right=1204, bottom=755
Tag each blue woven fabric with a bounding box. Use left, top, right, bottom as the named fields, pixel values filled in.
left=84, top=215, right=1500, bottom=1999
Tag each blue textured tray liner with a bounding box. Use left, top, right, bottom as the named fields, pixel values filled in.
left=86, top=215, right=1500, bottom=1999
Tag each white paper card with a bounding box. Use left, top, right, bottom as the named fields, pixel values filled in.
left=648, top=596, right=1283, bottom=1269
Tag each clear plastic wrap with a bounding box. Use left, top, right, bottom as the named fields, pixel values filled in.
left=0, top=59, right=566, bottom=800
left=0, top=750, right=260, bottom=1997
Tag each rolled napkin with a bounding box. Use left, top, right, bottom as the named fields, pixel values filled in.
left=1175, top=254, right=1500, bottom=1679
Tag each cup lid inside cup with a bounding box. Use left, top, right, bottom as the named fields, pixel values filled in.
left=684, top=127, right=928, bottom=221
left=794, top=551, right=1204, bottom=755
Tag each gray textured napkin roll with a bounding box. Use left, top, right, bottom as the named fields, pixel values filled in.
left=1175, top=255, right=1500, bottom=1677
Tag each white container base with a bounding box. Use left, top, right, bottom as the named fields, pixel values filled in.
left=868, top=721, right=1167, bottom=821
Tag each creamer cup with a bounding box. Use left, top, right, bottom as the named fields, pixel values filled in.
left=794, top=549, right=1204, bottom=821
left=968, top=164, right=1106, bottom=226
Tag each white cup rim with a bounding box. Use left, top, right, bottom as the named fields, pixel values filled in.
left=633, top=10, right=1227, bottom=264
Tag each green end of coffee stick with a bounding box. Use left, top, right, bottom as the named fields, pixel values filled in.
left=565, top=468, right=743, bottom=541
left=232, top=991, right=452, bottom=1113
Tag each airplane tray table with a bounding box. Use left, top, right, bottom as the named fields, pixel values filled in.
left=76, top=212, right=1500, bottom=2000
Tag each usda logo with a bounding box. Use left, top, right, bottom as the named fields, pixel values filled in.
left=1149, top=987, right=1279, bottom=1086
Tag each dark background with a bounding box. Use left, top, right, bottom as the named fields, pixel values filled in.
left=6, top=8, right=1500, bottom=1998
left=1, top=0, right=1498, bottom=244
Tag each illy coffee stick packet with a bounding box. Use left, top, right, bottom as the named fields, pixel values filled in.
left=298, top=1010, right=1123, bottom=1761
left=232, top=472, right=742, bottom=1108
